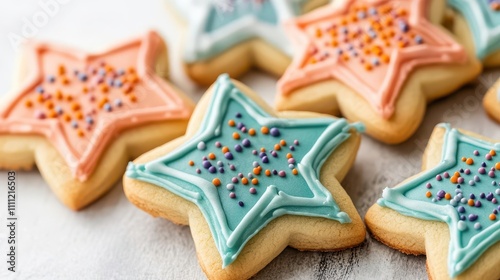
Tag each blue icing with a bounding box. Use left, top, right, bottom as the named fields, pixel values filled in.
left=448, top=0, right=500, bottom=59
left=205, top=0, right=278, bottom=32
left=379, top=124, right=500, bottom=277
left=127, top=74, right=363, bottom=267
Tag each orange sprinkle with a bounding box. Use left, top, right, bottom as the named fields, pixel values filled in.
left=454, top=171, right=460, bottom=177
left=331, top=40, right=338, bottom=47
left=257, top=166, right=262, bottom=171
left=129, top=95, right=137, bottom=102
left=56, top=90, right=63, bottom=100
left=261, top=126, right=269, bottom=134
left=251, top=178, right=259, bottom=185
left=228, top=119, right=235, bottom=127
left=122, top=84, right=132, bottom=94
left=128, top=67, right=136, bottom=73
left=364, top=63, right=373, bottom=71
left=249, top=128, right=256, bottom=136
left=58, top=64, right=65, bottom=75
left=286, top=153, right=293, bottom=159
left=25, top=100, right=33, bottom=107
left=280, top=140, right=286, bottom=146
left=461, top=157, right=466, bottom=162
left=425, top=191, right=432, bottom=198
left=77, top=129, right=84, bottom=137
left=222, top=147, right=229, bottom=153
left=265, top=169, right=271, bottom=176
left=98, top=97, right=109, bottom=109
left=381, top=54, right=390, bottom=63
left=75, top=112, right=83, bottom=120
left=63, top=114, right=71, bottom=122
left=241, top=178, right=248, bottom=185
left=71, top=102, right=80, bottom=111
left=105, top=65, right=114, bottom=73
left=468, top=199, right=475, bottom=206
left=315, top=28, right=322, bottom=37
left=37, top=95, right=44, bottom=103
left=253, top=168, right=261, bottom=175
left=445, top=193, right=452, bottom=200
left=342, top=54, right=350, bottom=61
left=450, top=176, right=458, bottom=184
left=496, top=162, right=500, bottom=170
left=45, top=101, right=54, bottom=109
left=490, top=150, right=496, bottom=156
left=61, top=76, right=70, bottom=85
left=66, top=95, right=73, bottom=102
left=188, top=160, right=194, bottom=166
left=129, top=74, right=139, bottom=83
left=48, top=110, right=57, bottom=118
left=490, top=214, right=497, bottom=220
left=100, top=84, right=109, bottom=93
left=292, top=169, right=298, bottom=175
left=260, top=147, right=266, bottom=152
left=233, top=132, right=240, bottom=140
left=274, top=144, right=281, bottom=151
left=208, top=153, right=216, bottom=160
left=466, top=158, right=474, bottom=165
left=397, top=41, right=406, bottom=48
left=212, top=178, right=221, bottom=187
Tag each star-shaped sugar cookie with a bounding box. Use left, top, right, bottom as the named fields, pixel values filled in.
left=169, top=0, right=328, bottom=85
left=276, top=0, right=481, bottom=144
left=366, top=124, right=500, bottom=279
left=448, top=0, right=500, bottom=65
left=0, top=31, right=194, bottom=210
left=124, top=74, right=365, bottom=279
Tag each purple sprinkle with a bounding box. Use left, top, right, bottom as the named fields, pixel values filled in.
left=273, top=170, right=278, bottom=175
left=252, top=150, right=258, bottom=155
left=202, top=156, right=208, bottom=161
left=234, top=144, right=243, bottom=152
left=288, top=158, right=296, bottom=164
left=208, top=166, right=216, bottom=173
left=479, top=167, right=486, bottom=174
left=426, top=183, right=432, bottom=189
left=494, top=209, right=498, bottom=214
left=470, top=194, right=476, bottom=199
left=242, top=139, right=251, bottom=147
left=262, top=156, right=269, bottom=163
left=457, top=184, right=461, bottom=189
left=236, top=122, right=244, bottom=129
left=229, top=164, right=236, bottom=170
left=271, top=151, right=278, bottom=157
left=459, top=168, right=464, bottom=173
left=482, top=162, right=487, bottom=167
left=235, top=112, right=242, bottom=118
left=436, top=175, right=442, bottom=181
left=270, top=127, right=280, bottom=137
left=457, top=206, right=465, bottom=213
left=196, top=168, right=201, bottom=174
left=249, top=187, right=256, bottom=194
left=475, top=201, right=482, bottom=207
left=219, top=168, right=225, bottom=173
left=229, top=192, right=236, bottom=198
left=487, top=193, right=494, bottom=201
left=443, top=172, right=450, bottom=178
left=238, top=173, right=244, bottom=178
left=289, top=146, right=295, bottom=151
left=493, top=181, right=497, bottom=186
left=259, top=152, right=266, bottom=158
left=437, top=190, right=446, bottom=198
left=486, top=154, right=492, bottom=160
left=240, top=127, right=247, bottom=133
left=215, top=141, right=222, bottom=148
left=294, top=140, right=299, bottom=145
left=465, top=169, right=471, bottom=175
left=473, top=150, right=479, bottom=156
left=202, top=160, right=211, bottom=169
left=238, top=201, right=244, bottom=207
left=232, top=177, right=238, bottom=183
left=278, top=171, right=286, bottom=177
left=469, top=214, right=478, bottom=221
left=489, top=171, right=496, bottom=178
left=224, top=152, right=233, bottom=160
left=480, top=193, right=486, bottom=199
left=460, top=215, right=466, bottom=221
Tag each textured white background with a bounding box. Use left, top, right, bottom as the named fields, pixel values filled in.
left=1, top=0, right=500, bottom=279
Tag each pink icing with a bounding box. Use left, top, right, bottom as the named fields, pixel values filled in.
left=0, top=31, right=192, bottom=181
left=277, top=0, right=466, bottom=119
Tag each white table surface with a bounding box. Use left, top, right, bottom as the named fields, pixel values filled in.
left=1, top=1, right=500, bottom=279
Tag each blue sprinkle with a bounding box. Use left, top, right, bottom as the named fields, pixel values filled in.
left=46, top=75, right=56, bottom=83
left=414, top=35, right=423, bottom=44
left=71, top=121, right=78, bottom=129
left=114, top=99, right=123, bottom=107
left=78, top=73, right=88, bottom=82
left=104, top=103, right=112, bottom=112
left=36, top=86, right=44, bottom=94
left=85, top=116, right=94, bottom=124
